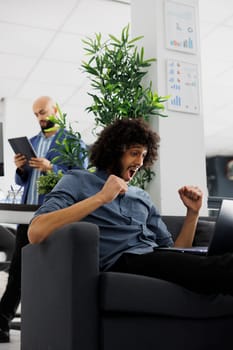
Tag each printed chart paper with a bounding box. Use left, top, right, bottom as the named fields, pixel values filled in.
left=167, top=59, right=199, bottom=114
left=165, top=0, right=197, bottom=54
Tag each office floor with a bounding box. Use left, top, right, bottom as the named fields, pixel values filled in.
left=0, top=330, right=20, bottom=350
left=0, top=272, right=20, bottom=350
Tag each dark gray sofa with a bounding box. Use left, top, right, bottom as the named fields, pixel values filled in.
left=21, top=216, right=233, bottom=350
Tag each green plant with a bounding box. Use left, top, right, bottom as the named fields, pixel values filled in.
left=81, top=24, right=169, bottom=189
left=37, top=104, right=88, bottom=195
left=37, top=170, right=63, bottom=195
left=130, top=167, right=155, bottom=190
left=48, top=104, right=88, bottom=168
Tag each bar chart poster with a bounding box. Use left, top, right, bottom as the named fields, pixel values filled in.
left=165, top=0, right=196, bottom=54
left=167, top=59, right=199, bottom=114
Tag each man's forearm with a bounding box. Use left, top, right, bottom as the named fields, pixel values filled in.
left=28, top=193, right=106, bottom=244
left=174, top=209, right=199, bottom=247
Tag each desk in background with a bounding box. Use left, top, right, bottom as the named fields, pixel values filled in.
left=0, top=203, right=39, bottom=225
left=0, top=204, right=39, bottom=272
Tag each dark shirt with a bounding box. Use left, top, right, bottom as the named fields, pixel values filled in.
left=33, top=169, right=174, bottom=270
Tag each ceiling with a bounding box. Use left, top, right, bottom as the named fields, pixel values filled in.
left=0, top=0, right=232, bottom=155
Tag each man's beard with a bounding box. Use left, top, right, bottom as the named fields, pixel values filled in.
left=110, top=160, right=122, bottom=178
left=110, top=160, right=140, bottom=182
left=40, top=120, right=55, bottom=133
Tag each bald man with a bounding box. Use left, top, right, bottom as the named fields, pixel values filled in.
left=0, top=96, right=88, bottom=342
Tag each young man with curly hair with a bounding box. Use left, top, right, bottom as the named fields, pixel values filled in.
left=28, top=118, right=233, bottom=297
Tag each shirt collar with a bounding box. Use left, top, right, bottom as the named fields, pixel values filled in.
left=94, top=169, right=109, bottom=181
left=38, top=130, right=58, bottom=140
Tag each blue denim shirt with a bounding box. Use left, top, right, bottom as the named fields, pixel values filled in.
left=15, top=130, right=88, bottom=205
left=33, top=169, right=174, bottom=270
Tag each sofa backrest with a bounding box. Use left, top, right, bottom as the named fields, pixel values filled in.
left=162, top=216, right=216, bottom=247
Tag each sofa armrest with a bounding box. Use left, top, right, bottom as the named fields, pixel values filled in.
left=21, top=222, right=100, bottom=350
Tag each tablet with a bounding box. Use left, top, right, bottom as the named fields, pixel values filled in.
left=8, top=136, right=37, bottom=160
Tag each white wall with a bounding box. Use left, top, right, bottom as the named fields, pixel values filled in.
left=131, top=0, right=208, bottom=216
left=0, top=98, right=37, bottom=196
left=0, top=100, right=5, bottom=167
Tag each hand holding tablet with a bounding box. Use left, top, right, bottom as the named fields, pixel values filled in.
left=8, top=136, right=37, bottom=160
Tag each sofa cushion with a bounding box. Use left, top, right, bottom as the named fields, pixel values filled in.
left=162, top=216, right=215, bottom=246
left=100, top=272, right=233, bottom=319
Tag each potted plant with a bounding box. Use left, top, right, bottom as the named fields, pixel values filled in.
left=81, top=24, right=169, bottom=189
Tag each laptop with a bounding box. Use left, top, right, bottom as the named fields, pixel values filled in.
left=156, top=199, right=233, bottom=256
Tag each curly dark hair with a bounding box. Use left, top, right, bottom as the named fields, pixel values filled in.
left=90, top=118, right=160, bottom=171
